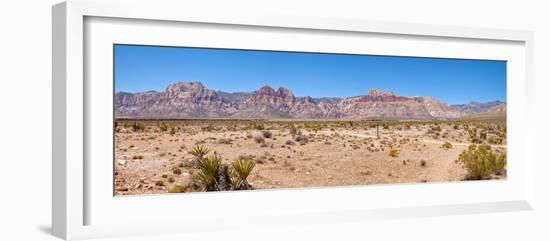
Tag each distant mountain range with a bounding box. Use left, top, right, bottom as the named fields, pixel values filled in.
left=115, top=81, right=506, bottom=120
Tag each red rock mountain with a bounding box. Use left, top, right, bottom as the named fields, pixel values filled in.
left=115, top=81, right=505, bottom=120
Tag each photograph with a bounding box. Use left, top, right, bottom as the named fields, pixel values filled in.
left=113, top=44, right=507, bottom=196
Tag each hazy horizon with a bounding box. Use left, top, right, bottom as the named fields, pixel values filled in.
left=114, top=44, right=506, bottom=105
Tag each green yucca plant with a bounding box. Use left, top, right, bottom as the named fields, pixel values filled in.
left=231, top=159, right=255, bottom=190
left=188, top=145, right=209, bottom=160
left=194, top=155, right=222, bottom=191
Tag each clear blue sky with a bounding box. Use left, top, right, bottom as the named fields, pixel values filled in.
left=114, top=44, right=506, bottom=105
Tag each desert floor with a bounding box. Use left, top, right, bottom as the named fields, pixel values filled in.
left=114, top=120, right=507, bottom=196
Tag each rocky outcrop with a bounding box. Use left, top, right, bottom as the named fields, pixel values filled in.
left=115, top=81, right=505, bottom=120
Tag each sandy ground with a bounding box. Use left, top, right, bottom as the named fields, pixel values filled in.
left=114, top=120, right=507, bottom=196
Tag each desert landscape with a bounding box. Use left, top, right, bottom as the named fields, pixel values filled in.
left=114, top=82, right=507, bottom=196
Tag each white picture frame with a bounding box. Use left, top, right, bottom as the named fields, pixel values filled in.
left=52, top=0, right=535, bottom=240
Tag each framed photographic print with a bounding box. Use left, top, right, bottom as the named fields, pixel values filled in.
left=52, top=0, right=535, bottom=240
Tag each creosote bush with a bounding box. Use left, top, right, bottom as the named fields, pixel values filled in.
left=288, top=124, right=299, bottom=136
left=168, top=185, right=187, bottom=193
left=480, top=131, right=487, bottom=140
left=294, top=134, right=309, bottom=144
left=254, top=135, right=265, bottom=144
left=250, top=122, right=265, bottom=130
left=262, top=130, right=273, bottom=138
left=172, top=167, right=182, bottom=175
left=218, top=138, right=233, bottom=144
left=132, top=122, right=145, bottom=132
left=458, top=144, right=506, bottom=180
left=441, top=141, right=453, bottom=149
left=488, top=136, right=503, bottom=145
left=159, top=122, right=168, bottom=132
left=388, top=149, right=399, bottom=157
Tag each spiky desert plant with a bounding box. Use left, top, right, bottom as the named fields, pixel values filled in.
left=458, top=144, right=506, bottom=180
left=189, top=145, right=209, bottom=160
left=194, top=155, right=222, bottom=191
left=215, top=164, right=232, bottom=191
left=231, top=159, right=255, bottom=190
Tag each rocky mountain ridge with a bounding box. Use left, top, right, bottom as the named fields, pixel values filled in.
left=115, top=81, right=505, bottom=120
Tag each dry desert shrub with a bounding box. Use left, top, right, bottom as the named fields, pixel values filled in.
left=480, top=131, right=487, bottom=140
left=262, top=130, right=273, bottom=138
left=488, top=136, right=503, bottom=144
left=172, top=167, right=182, bottom=175
left=441, top=141, right=453, bottom=149
left=249, top=122, right=265, bottom=130
left=388, top=149, right=399, bottom=157
left=218, top=138, right=233, bottom=144
left=458, top=144, right=506, bottom=180
left=168, top=185, right=185, bottom=193
left=288, top=124, right=299, bottom=136
left=159, top=122, right=168, bottom=132
left=202, top=125, right=215, bottom=132
left=294, top=134, right=309, bottom=144
left=132, top=122, right=145, bottom=132
left=254, top=135, right=265, bottom=144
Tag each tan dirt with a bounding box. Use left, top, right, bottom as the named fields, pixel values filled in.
left=114, top=120, right=507, bottom=196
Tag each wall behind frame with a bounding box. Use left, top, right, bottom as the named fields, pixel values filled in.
left=0, top=0, right=548, bottom=241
